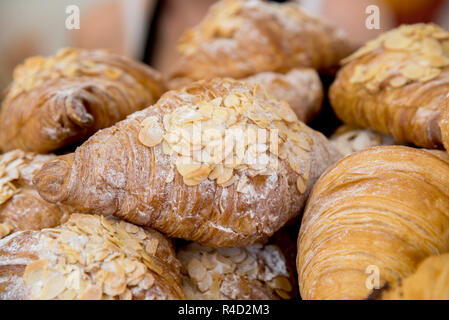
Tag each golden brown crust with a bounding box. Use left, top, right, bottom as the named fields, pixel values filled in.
left=381, top=254, right=449, bottom=300
left=0, top=150, right=72, bottom=239
left=34, top=78, right=341, bottom=248
left=0, top=214, right=184, bottom=300
left=178, top=242, right=296, bottom=300
left=0, top=48, right=166, bottom=153
left=297, top=146, right=449, bottom=300
left=168, top=0, right=353, bottom=86
left=330, top=24, right=449, bottom=148
left=244, top=69, right=323, bottom=123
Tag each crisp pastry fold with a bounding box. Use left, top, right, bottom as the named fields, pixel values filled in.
left=178, top=241, right=296, bottom=300
left=380, top=254, right=449, bottom=300
left=329, top=23, right=449, bottom=148
left=244, top=69, right=323, bottom=123
left=34, top=78, right=341, bottom=248
left=168, top=0, right=353, bottom=86
left=0, top=150, right=72, bottom=239
left=0, top=214, right=184, bottom=300
left=0, top=48, right=165, bottom=153
left=297, top=146, right=449, bottom=300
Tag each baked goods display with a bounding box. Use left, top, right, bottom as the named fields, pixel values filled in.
left=178, top=241, right=297, bottom=300
left=168, top=0, right=353, bottom=86
left=297, top=146, right=449, bottom=300
left=34, top=78, right=341, bottom=248
left=2, top=0, right=449, bottom=301
left=0, top=214, right=184, bottom=300
left=380, top=254, right=449, bottom=300
left=330, top=125, right=397, bottom=156
left=330, top=23, right=449, bottom=148
left=0, top=150, right=73, bottom=239
left=0, top=48, right=165, bottom=153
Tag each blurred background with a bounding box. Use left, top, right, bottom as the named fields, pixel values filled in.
left=0, top=0, right=448, bottom=91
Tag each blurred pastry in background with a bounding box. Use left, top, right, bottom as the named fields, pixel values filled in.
left=0, top=48, right=165, bottom=153
left=243, top=69, right=323, bottom=124
left=168, top=0, right=354, bottom=87
left=380, top=253, right=449, bottom=300
left=177, top=241, right=297, bottom=300
left=330, top=125, right=397, bottom=156
left=0, top=150, right=73, bottom=239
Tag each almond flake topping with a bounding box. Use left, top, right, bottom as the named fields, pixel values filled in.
left=344, top=24, right=449, bottom=91
left=138, top=85, right=313, bottom=194
left=22, top=214, right=181, bottom=300
left=8, top=48, right=123, bottom=99
left=177, top=242, right=294, bottom=300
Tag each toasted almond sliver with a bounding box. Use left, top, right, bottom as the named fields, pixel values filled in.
left=188, top=258, right=207, bottom=281
left=296, top=176, right=307, bottom=194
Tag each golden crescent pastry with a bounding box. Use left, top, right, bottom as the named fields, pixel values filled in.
left=168, top=0, right=353, bottom=86
left=297, top=146, right=449, bottom=300
left=381, top=253, right=449, bottom=300
left=0, top=48, right=165, bottom=153
left=0, top=214, right=184, bottom=300
left=244, top=69, right=323, bottom=123
left=34, top=78, right=341, bottom=248
left=329, top=23, right=449, bottom=148
left=0, top=150, right=72, bottom=239
left=178, top=241, right=296, bottom=300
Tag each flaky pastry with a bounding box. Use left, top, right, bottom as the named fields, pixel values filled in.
left=0, top=48, right=165, bottom=153
left=0, top=214, right=184, bottom=300
left=330, top=125, right=397, bottom=156
left=381, top=254, right=449, bottom=300
left=0, top=150, right=72, bottom=239
left=168, top=0, right=353, bottom=86
left=330, top=23, right=449, bottom=148
left=298, top=146, right=449, bottom=299
left=244, top=69, right=323, bottom=123
left=178, top=242, right=296, bottom=300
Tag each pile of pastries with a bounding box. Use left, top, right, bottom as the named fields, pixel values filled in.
left=1, top=0, right=449, bottom=300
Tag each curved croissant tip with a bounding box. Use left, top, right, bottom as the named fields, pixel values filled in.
left=33, top=155, right=73, bottom=203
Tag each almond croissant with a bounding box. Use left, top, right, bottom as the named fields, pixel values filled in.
left=0, top=48, right=165, bottom=153
left=298, top=146, right=449, bottom=300
left=0, top=150, right=73, bottom=239
left=329, top=23, right=449, bottom=148
left=34, top=78, right=341, bottom=248
left=168, top=0, right=353, bottom=87
left=0, top=214, right=184, bottom=300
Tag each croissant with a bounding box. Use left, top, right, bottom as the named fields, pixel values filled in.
left=0, top=150, right=72, bottom=239
left=0, top=48, right=165, bottom=153
left=380, top=254, right=449, bottom=300
left=168, top=0, right=353, bottom=86
left=330, top=125, right=397, bottom=156
left=0, top=214, right=184, bottom=300
left=34, top=78, right=341, bottom=248
left=329, top=23, right=449, bottom=148
left=244, top=69, right=323, bottom=123
left=178, top=241, right=296, bottom=300
left=297, top=146, right=449, bottom=300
